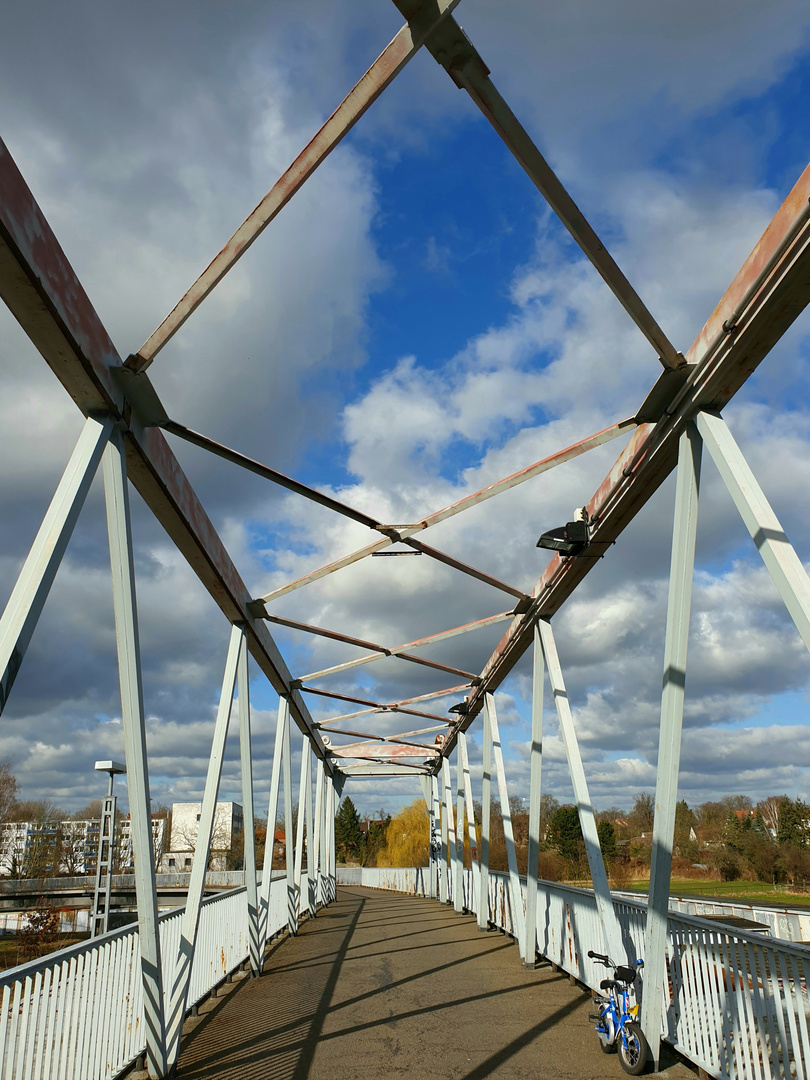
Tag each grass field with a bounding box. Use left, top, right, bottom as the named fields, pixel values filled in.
left=0, top=936, right=86, bottom=972
left=624, top=877, right=810, bottom=907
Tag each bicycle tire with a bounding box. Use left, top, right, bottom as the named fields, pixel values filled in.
left=618, top=1022, right=649, bottom=1075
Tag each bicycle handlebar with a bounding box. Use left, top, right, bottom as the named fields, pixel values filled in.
left=587, top=950, right=610, bottom=963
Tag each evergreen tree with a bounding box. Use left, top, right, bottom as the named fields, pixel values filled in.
left=547, top=805, right=583, bottom=861
left=334, top=796, right=363, bottom=863
left=597, top=820, right=618, bottom=863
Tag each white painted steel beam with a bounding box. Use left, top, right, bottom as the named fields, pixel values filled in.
left=454, top=750, right=464, bottom=913
left=0, top=415, right=112, bottom=716
left=485, top=694, right=526, bottom=958
left=524, top=626, right=544, bottom=968
left=458, top=732, right=480, bottom=911
left=165, top=624, right=242, bottom=1071
left=293, top=743, right=310, bottom=932
left=442, top=758, right=458, bottom=908
left=312, top=759, right=325, bottom=910
left=537, top=620, right=622, bottom=962
left=102, top=431, right=166, bottom=1078
left=258, top=697, right=289, bottom=956
left=237, top=630, right=261, bottom=976
left=283, top=706, right=295, bottom=934
left=477, top=703, right=492, bottom=931
left=642, top=424, right=702, bottom=1064
left=697, top=409, right=810, bottom=652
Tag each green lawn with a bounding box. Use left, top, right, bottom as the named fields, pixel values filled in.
left=625, top=878, right=810, bottom=907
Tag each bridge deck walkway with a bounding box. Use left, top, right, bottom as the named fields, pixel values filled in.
left=173, top=886, right=693, bottom=1080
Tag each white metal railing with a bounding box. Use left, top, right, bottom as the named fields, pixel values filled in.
left=347, top=867, right=810, bottom=1080
left=335, top=866, right=430, bottom=895
left=0, top=871, right=299, bottom=1080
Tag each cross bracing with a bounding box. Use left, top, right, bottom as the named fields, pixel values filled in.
left=2, top=1, right=810, bottom=1077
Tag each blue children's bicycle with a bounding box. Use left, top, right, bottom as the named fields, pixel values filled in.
left=587, top=950, right=649, bottom=1075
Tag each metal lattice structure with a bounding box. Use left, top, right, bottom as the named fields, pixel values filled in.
left=2, top=1, right=810, bottom=1076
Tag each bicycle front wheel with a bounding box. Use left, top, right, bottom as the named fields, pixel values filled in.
left=618, top=1022, right=649, bottom=1075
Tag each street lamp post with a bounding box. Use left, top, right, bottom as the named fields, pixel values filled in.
left=91, top=760, right=126, bottom=937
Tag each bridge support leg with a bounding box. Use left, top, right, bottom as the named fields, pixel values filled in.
left=538, top=620, right=622, bottom=964
left=293, top=742, right=310, bottom=933
left=459, top=733, right=480, bottom=916
left=237, top=638, right=261, bottom=976
left=454, top=749, right=465, bottom=913
left=524, top=625, right=544, bottom=969
left=282, top=709, right=295, bottom=933
left=165, top=623, right=243, bottom=1071
left=430, top=774, right=441, bottom=900
left=258, top=696, right=290, bottom=956
left=102, top=430, right=167, bottom=1079
left=0, top=414, right=112, bottom=717
left=697, top=409, right=810, bottom=650
left=313, top=759, right=325, bottom=909
left=439, top=769, right=450, bottom=903
left=485, top=694, right=526, bottom=958
left=477, top=700, right=491, bottom=931
left=306, top=753, right=316, bottom=918
left=643, top=422, right=702, bottom=1068
left=442, top=758, right=457, bottom=906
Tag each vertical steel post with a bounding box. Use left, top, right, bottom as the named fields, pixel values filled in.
left=165, top=624, right=242, bottom=1070
left=485, top=693, right=526, bottom=958
left=454, top=749, right=465, bottom=913
left=102, top=431, right=166, bottom=1078
left=538, top=620, right=623, bottom=961
left=642, top=423, right=702, bottom=1064
left=312, top=760, right=324, bottom=909
left=442, top=758, right=457, bottom=906
left=437, top=772, right=448, bottom=903
left=306, top=753, right=316, bottom=917
left=458, top=732, right=480, bottom=915
left=292, top=742, right=310, bottom=932
left=282, top=709, right=295, bottom=933
left=324, top=773, right=335, bottom=902
left=1, top=415, right=112, bottom=716
left=424, top=776, right=436, bottom=898
left=696, top=409, right=810, bottom=651
left=430, top=775, right=441, bottom=899
left=477, top=703, right=492, bottom=931
left=524, top=625, right=544, bottom=968
left=258, top=696, right=289, bottom=957
left=236, top=630, right=260, bottom=976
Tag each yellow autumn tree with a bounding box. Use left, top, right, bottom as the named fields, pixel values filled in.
left=376, top=799, right=429, bottom=867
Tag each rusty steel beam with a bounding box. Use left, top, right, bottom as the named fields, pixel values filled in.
left=441, top=159, right=810, bottom=763
left=130, top=0, right=462, bottom=372
left=322, top=730, right=438, bottom=751
left=301, top=611, right=512, bottom=682
left=325, top=740, right=438, bottom=758
left=395, top=4, right=683, bottom=372
left=0, top=138, right=332, bottom=771
left=311, top=684, right=468, bottom=724
left=317, top=706, right=452, bottom=727
left=258, top=416, right=634, bottom=605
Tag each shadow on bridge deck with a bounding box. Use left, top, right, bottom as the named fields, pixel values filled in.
left=174, top=887, right=692, bottom=1080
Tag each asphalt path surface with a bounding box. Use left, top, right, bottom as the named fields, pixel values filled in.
left=173, top=886, right=696, bottom=1080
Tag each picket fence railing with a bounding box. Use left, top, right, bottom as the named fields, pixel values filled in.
left=0, top=871, right=298, bottom=1080
left=337, top=865, right=810, bottom=1080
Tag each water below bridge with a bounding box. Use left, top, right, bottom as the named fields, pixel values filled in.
left=168, top=886, right=694, bottom=1080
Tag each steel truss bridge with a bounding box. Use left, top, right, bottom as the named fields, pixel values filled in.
left=1, top=0, right=810, bottom=1077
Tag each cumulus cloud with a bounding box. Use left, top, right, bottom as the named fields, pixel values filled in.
left=1, top=0, right=810, bottom=818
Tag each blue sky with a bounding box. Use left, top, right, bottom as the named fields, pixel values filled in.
left=2, top=0, right=810, bottom=817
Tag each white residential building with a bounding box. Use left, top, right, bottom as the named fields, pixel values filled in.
left=0, top=816, right=166, bottom=877
left=161, top=801, right=243, bottom=873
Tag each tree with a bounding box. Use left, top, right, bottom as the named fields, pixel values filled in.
left=597, top=820, right=618, bottom=863
left=674, top=800, right=698, bottom=859
left=18, top=899, right=60, bottom=963
left=630, top=793, right=655, bottom=834
left=777, top=797, right=810, bottom=848
left=362, top=815, right=391, bottom=867
left=376, top=800, right=429, bottom=868
left=0, top=759, right=18, bottom=823
left=547, top=806, right=583, bottom=863
left=334, top=797, right=363, bottom=863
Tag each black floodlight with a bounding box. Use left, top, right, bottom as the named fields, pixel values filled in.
left=537, top=513, right=589, bottom=557
left=448, top=701, right=469, bottom=716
